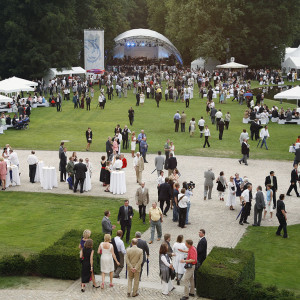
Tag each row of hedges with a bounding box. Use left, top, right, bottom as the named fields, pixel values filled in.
left=196, top=247, right=296, bottom=300
left=0, top=230, right=104, bottom=280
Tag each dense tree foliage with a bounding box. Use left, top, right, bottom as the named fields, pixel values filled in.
left=148, top=0, right=300, bottom=67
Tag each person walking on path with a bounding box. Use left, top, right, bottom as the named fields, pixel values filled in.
left=112, top=230, right=126, bottom=279
left=73, top=158, right=87, bottom=193
left=133, top=152, right=144, bottom=184
left=252, top=186, right=265, bottom=226
left=149, top=202, right=163, bottom=244
left=126, top=238, right=143, bottom=297
left=239, top=184, right=252, bottom=225
left=155, top=151, right=165, bottom=177
left=239, top=139, right=249, bottom=165
left=27, top=150, right=38, bottom=183
left=265, top=171, right=278, bottom=209
left=204, top=167, right=215, bottom=200
left=276, top=194, right=288, bottom=238
left=258, top=125, right=270, bottom=150
left=134, top=232, right=149, bottom=280
left=286, top=164, right=300, bottom=197
left=135, top=182, right=149, bottom=224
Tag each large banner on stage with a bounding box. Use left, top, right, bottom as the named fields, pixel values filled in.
left=84, top=29, right=104, bottom=70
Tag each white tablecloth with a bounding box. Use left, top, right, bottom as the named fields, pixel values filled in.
left=5, top=164, right=21, bottom=188
left=41, top=167, right=58, bottom=190
left=83, top=171, right=91, bottom=191
left=34, top=161, right=44, bottom=183
left=110, top=171, right=126, bottom=195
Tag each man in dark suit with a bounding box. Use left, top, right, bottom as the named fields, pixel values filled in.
left=167, top=153, right=177, bottom=176
left=118, top=200, right=134, bottom=244
left=294, top=147, right=300, bottom=166
left=286, top=164, right=300, bottom=197
left=218, top=118, right=225, bottom=140
left=122, top=125, right=130, bottom=149
left=134, top=231, right=149, bottom=280
left=136, top=92, right=140, bottom=106
left=106, top=136, right=113, bottom=161
left=102, top=210, right=116, bottom=235
left=238, top=139, right=249, bottom=165
left=196, top=229, right=207, bottom=266
left=252, top=186, right=266, bottom=226
left=265, top=171, right=278, bottom=209
left=158, top=177, right=172, bottom=216
left=59, top=147, right=67, bottom=182
left=73, top=158, right=87, bottom=193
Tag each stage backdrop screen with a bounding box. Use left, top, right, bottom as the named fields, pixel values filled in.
left=84, top=29, right=104, bottom=70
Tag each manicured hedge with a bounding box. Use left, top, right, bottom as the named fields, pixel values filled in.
left=38, top=229, right=103, bottom=280
left=196, top=247, right=255, bottom=299
left=0, top=230, right=104, bottom=280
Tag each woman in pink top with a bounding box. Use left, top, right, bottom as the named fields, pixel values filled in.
left=0, top=157, right=7, bottom=190
left=112, top=137, right=119, bottom=155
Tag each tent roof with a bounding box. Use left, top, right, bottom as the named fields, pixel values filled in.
left=0, top=95, right=13, bottom=103
left=216, top=61, right=248, bottom=69
left=114, top=28, right=182, bottom=64
left=274, top=86, right=300, bottom=99
left=0, top=76, right=37, bottom=93
left=8, top=76, right=38, bottom=87
left=49, top=67, right=86, bottom=76
left=284, top=57, right=300, bottom=69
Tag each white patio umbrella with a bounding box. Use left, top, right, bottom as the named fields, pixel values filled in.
left=0, top=95, right=13, bottom=103
left=274, top=86, right=300, bottom=107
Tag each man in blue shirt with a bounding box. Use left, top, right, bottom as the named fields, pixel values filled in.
left=140, top=138, right=148, bottom=163
left=137, top=130, right=146, bottom=152
left=174, top=110, right=181, bottom=132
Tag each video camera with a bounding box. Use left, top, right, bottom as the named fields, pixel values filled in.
left=186, top=181, right=195, bottom=190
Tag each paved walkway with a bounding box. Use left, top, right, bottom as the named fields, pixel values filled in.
left=1, top=150, right=299, bottom=299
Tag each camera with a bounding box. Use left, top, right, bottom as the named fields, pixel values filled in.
left=186, top=181, right=195, bottom=190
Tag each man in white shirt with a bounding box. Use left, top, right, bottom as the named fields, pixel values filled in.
left=215, top=109, right=223, bottom=130
left=198, top=117, right=205, bottom=138
left=258, top=125, right=270, bottom=150
left=113, top=155, right=123, bottom=170
left=9, top=149, right=19, bottom=168
left=239, top=184, right=252, bottom=225
left=133, top=152, right=144, bottom=184
left=27, top=150, right=38, bottom=183
left=113, top=230, right=126, bottom=278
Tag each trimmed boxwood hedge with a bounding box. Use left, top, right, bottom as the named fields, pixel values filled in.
left=196, top=246, right=255, bottom=299
left=0, top=230, right=104, bottom=280
left=38, top=229, right=103, bottom=280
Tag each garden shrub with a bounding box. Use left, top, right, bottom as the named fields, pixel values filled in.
left=196, top=247, right=255, bottom=299
left=0, top=254, right=27, bottom=276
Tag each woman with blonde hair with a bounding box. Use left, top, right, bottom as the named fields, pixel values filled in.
left=97, top=234, right=120, bottom=289
left=79, top=229, right=91, bottom=249
left=0, top=157, right=7, bottom=190
left=80, top=239, right=99, bottom=292
left=131, top=131, right=137, bottom=157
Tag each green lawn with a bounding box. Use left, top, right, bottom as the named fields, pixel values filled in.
left=236, top=225, right=300, bottom=294
left=0, top=192, right=148, bottom=257
left=2, top=82, right=298, bottom=160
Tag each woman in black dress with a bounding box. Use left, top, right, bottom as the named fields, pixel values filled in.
left=86, top=128, right=92, bottom=151
left=104, top=161, right=112, bottom=192
left=80, top=239, right=99, bottom=292
left=100, top=156, right=106, bottom=186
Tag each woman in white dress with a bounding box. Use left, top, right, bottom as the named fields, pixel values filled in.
left=172, top=235, right=187, bottom=285
left=131, top=131, right=137, bottom=157
left=226, top=176, right=236, bottom=210
left=170, top=141, right=175, bottom=156
left=189, top=118, right=196, bottom=137
left=140, top=92, right=145, bottom=105
left=97, top=234, right=119, bottom=289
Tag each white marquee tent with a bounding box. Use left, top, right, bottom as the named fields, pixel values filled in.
left=216, top=61, right=248, bottom=69
left=44, top=67, right=86, bottom=83
left=274, top=86, right=300, bottom=107
left=191, top=57, right=221, bottom=72
left=282, top=45, right=300, bottom=74
left=0, top=76, right=37, bottom=93
left=0, top=95, right=13, bottom=103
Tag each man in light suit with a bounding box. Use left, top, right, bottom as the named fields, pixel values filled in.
left=252, top=186, right=266, bottom=226
left=73, top=158, right=87, bottom=193
left=102, top=210, right=116, bottom=235
left=117, top=200, right=134, bottom=244
left=133, top=152, right=144, bottom=184
left=265, top=171, right=278, bottom=209
left=134, top=231, right=149, bottom=280
left=135, top=182, right=149, bottom=224
left=126, top=238, right=143, bottom=297
left=204, top=167, right=215, bottom=200
left=155, top=151, right=165, bottom=177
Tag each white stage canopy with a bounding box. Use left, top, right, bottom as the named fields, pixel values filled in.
left=114, top=29, right=183, bottom=64
left=0, top=95, right=13, bottom=103
left=274, top=86, right=300, bottom=106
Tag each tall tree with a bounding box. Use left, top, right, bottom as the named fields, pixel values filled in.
left=147, top=0, right=167, bottom=34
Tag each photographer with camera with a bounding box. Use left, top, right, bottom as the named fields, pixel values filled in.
left=178, top=188, right=189, bottom=228
left=183, top=181, right=195, bottom=225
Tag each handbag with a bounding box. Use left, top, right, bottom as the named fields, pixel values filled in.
left=184, top=263, right=193, bottom=269
left=170, top=268, right=176, bottom=280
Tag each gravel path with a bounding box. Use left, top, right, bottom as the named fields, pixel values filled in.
left=2, top=150, right=299, bottom=299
